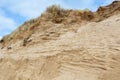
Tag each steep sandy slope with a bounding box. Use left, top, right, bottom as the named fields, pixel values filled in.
left=0, top=1, right=120, bottom=48
left=0, top=1, right=120, bottom=80
left=0, top=13, right=120, bottom=80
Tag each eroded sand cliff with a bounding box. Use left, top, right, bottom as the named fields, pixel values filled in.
left=0, top=1, right=120, bottom=80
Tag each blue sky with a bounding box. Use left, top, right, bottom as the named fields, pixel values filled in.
left=0, top=0, right=114, bottom=39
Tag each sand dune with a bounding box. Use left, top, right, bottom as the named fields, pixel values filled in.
left=0, top=14, right=120, bottom=80
left=0, top=1, right=120, bottom=80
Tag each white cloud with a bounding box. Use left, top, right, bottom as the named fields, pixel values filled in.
left=104, top=0, right=114, bottom=4
left=0, top=36, right=2, bottom=39
left=73, top=0, right=114, bottom=11
left=0, top=36, right=2, bottom=40
left=0, top=15, right=16, bottom=30
left=0, top=0, right=69, bottom=19
left=0, top=11, right=17, bottom=37
left=79, top=0, right=95, bottom=9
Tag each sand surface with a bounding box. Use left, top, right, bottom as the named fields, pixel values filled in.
left=0, top=14, right=120, bottom=80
